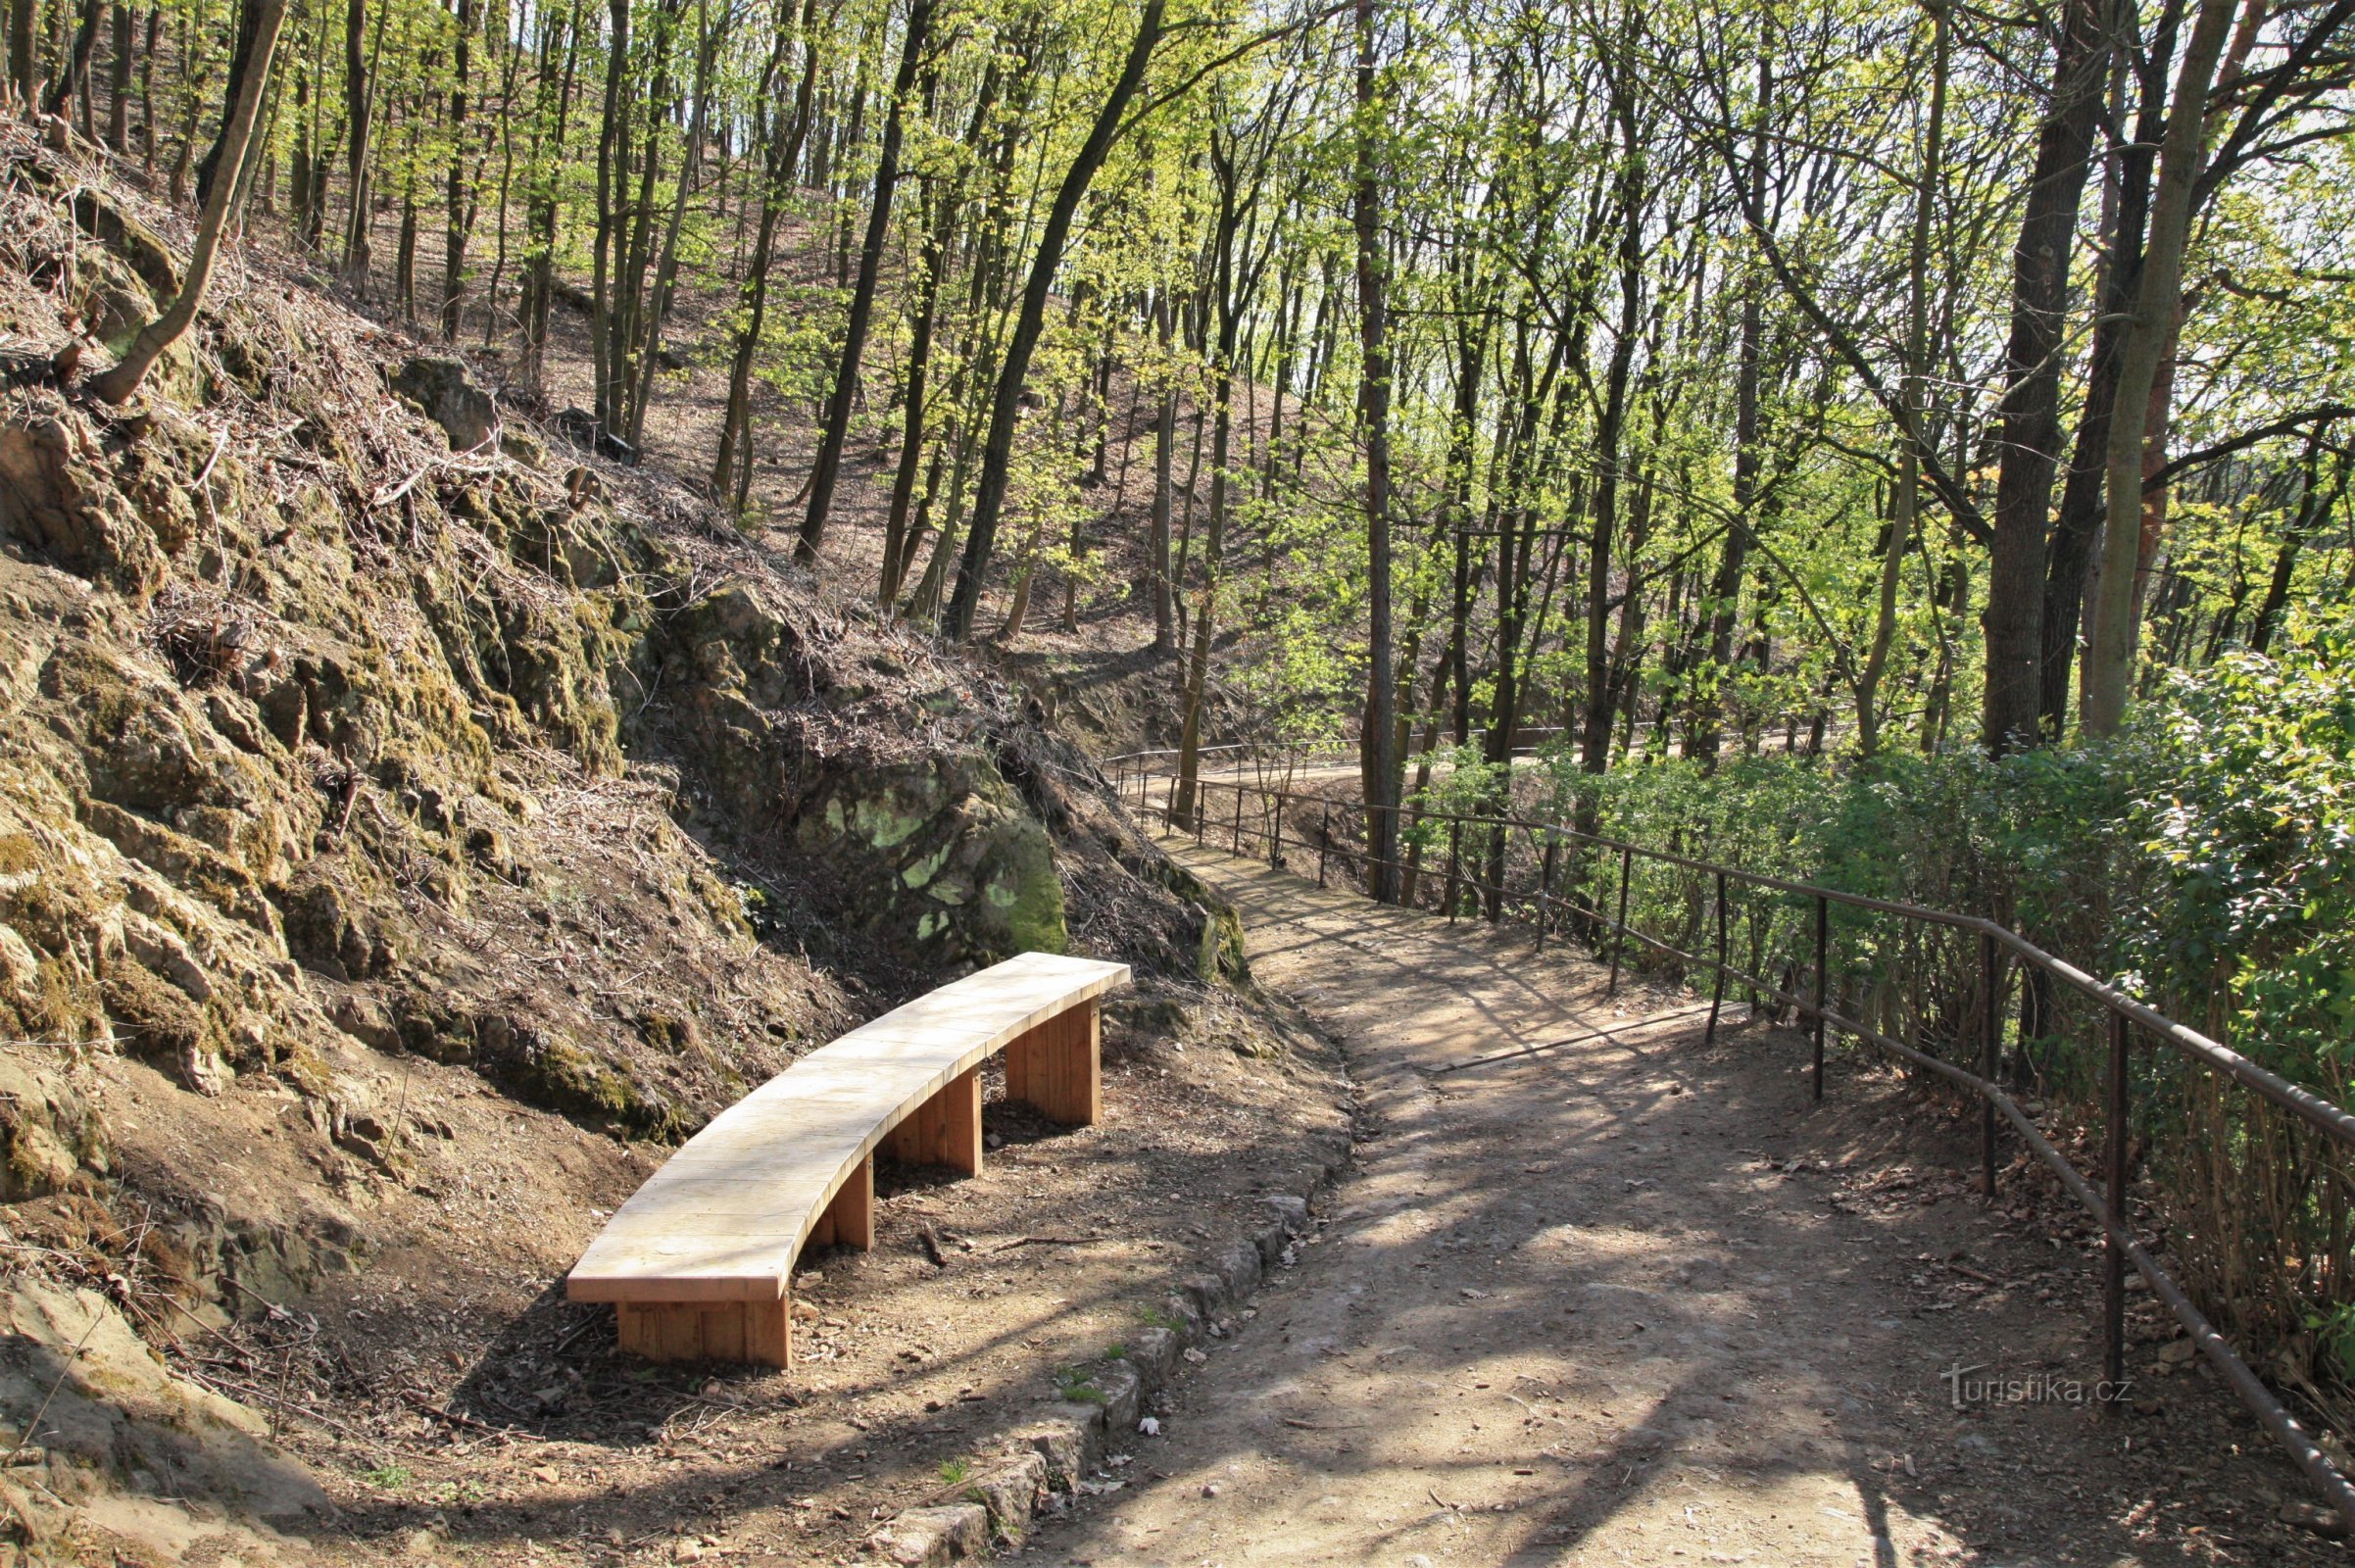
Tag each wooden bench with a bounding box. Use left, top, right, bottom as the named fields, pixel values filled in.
left=565, top=951, right=1130, bottom=1367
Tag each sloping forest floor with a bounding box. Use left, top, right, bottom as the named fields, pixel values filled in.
left=0, top=120, right=1357, bottom=1567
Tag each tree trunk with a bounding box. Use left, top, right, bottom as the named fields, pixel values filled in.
left=138, top=6, right=157, bottom=167
left=711, top=0, right=818, bottom=505
left=1983, top=0, right=2108, bottom=755
left=588, top=0, right=631, bottom=434
left=1149, top=287, right=1177, bottom=650
left=878, top=161, right=955, bottom=604
left=626, top=0, right=723, bottom=448
left=2042, top=23, right=2162, bottom=736
left=339, top=0, right=382, bottom=289
left=10, top=0, right=32, bottom=108
left=1858, top=0, right=1945, bottom=757
left=2082, top=0, right=2235, bottom=735
left=517, top=0, right=580, bottom=389
left=439, top=0, right=474, bottom=339
left=800, top=0, right=934, bottom=563
left=46, top=0, right=101, bottom=126
left=106, top=0, right=128, bottom=149
left=942, top=0, right=1165, bottom=641
left=93, top=0, right=287, bottom=403
left=1695, top=61, right=1770, bottom=770
left=1579, top=66, right=1646, bottom=791
left=1353, top=0, right=1399, bottom=902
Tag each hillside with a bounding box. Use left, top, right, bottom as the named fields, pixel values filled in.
left=0, top=121, right=1347, bottom=1565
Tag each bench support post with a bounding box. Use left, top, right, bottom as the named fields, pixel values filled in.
left=1006, top=1001, right=1101, bottom=1127
left=882, top=1065, right=984, bottom=1174
left=615, top=1298, right=790, bottom=1369
left=809, top=1154, right=873, bottom=1250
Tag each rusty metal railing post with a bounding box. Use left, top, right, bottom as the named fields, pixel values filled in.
left=1230, top=783, right=1245, bottom=856
left=1445, top=823, right=1461, bottom=923
left=1193, top=787, right=1205, bottom=847
left=1812, top=894, right=1828, bottom=1101
left=1485, top=825, right=1500, bottom=925
left=1536, top=836, right=1558, bottom=952
left=2105, top=1009, right=2132, bottom=1400
left=1706, top=869, right=1729, bottom=1045
left=1607, top=844, right=1632, bottom=997
left=1982, top=930, right=2001, bottom=1200
left=1317, top=803, right=1330, bottom=888
left=1268, top=792, right=1282, bottom=869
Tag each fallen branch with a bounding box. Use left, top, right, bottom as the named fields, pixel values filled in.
left=985, top=1235, right=1091, bottom=1253
left=401, top=1392, right=508, bottom=1437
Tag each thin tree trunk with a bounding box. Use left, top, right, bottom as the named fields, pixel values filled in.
left=1858, top=0, right=1945, bottom=756
left=1694, top=61, right=1768, bottom=771
left=138, top=5, right=157, bottom=168
left=45, top=0, right=100, bottom=125
left=2043, top=17, right=2163, bottom=735
left=711, top=0, right=818, bottom=507
left=106, top=0, right=128, bottom=149
left=626, top=0, right=722, bottom=447
left=1353, top=0, right=1399, bottom=902
left=941, top=0, right=1165, bottom=641
left=800, top=0, right=933, bottom=563
left=340, top=0, right=383, bottom=289
left=93, top=0, right=287, bottom=402
left=1148, top=288, right=1177, bottom=650
left=878, top=153, right=956, bottom=604
left=10, top=0, right=32, bottom=108
left=588, top=0, right=631, bottom=433
left=439, top=0, right=475, bottom=339
left=1579, top=61, right=1647, bottom=792
left=517, top=0, right=576, bottom=384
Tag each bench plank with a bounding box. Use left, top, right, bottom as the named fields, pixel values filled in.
left=567, top=952, right=1128, bottom=1363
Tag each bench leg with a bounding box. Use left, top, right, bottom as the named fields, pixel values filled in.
left=881, top=1065, right=983, bottom=1175
left=1006, top=1001, right=1101, bottom=1127
left=809, top=1153, right=873, bottom=1250
left=615, top=1298, right=790, bottom=1369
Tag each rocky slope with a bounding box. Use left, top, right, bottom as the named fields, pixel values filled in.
left=0, top=120, right=1245, bottom=1561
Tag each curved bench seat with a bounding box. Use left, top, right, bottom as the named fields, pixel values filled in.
left=566, top=951, right=1130, bottom=1366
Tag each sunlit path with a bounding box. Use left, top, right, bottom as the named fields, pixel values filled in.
left=1028, top=840, right=2281, bottom=1567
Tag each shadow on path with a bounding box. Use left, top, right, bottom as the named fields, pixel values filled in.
left=1029, top=841, right=2311, bottom=1567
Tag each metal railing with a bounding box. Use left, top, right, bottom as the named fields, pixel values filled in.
left=1098, top=727, right=1567, bottom=784
left=1102, top=747, right=2355, bottom=1532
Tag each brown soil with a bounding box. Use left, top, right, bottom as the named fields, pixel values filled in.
left=1029, top=841, right=2335, bottom=1567
left=246, top=980, right=1349, bottom=1566
left=0, top=123, right=1343, bottom=1567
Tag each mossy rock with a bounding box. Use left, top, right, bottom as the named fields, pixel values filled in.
left=796, top=754, right=1066, bottom=969
left=0, top=1056, right=105, bottom=1200
left=0, top=401, right=166, bottom=595
left=99, top=958, right=227, bottom=1091
left=276, top=866, right=404, bottom=982
left=476, top=1012, right=682, bottom=1140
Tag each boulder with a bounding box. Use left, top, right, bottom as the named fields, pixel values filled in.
left=391, top=355, right=500, bottom=453
left=0, top=1278, right=332, bottom=1526
left=554, top=406, right=636, bottom=465
left=796, top=756, right=1068, bottom=965
left=0, top=400, right=165, bottom=592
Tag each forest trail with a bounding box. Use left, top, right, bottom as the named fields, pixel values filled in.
left=1025, top=840, right=2306, bottom=1567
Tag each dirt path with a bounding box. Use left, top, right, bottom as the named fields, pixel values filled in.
left=1026, top=842, right=2325, bottom=1567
